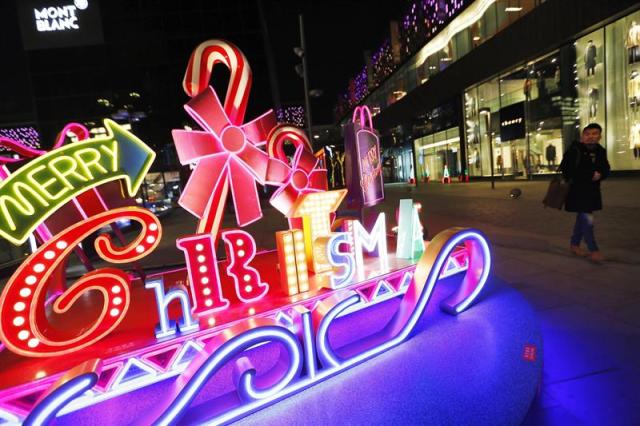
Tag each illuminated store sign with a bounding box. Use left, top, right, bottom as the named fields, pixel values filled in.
left=18, top=0, right=103, bottom=50
left=499, top=101, right=526, bottom=141
left=0, top=39, right=492, bottom=424
left=34, top=3, right=84, bottom=32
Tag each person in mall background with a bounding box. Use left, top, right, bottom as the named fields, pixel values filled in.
left=560, top=123, right=610, bottom=262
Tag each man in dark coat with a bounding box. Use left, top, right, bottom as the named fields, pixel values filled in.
left=560, top=123, right=610, bottom=262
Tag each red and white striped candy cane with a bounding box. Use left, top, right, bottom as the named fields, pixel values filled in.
left=266, top=125, right=313, bottom=163
left=183, top=40, right=252, bottom=125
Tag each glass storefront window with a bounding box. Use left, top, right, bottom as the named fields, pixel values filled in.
left=464, top=6, right=640, bottom=176
left=604, top=10, right=640, bottom=170
left=465, top=48, right=575, bottom=177
left=415, top=127, right=461, bottom=182
left=576, top=29, right=606, bottom=141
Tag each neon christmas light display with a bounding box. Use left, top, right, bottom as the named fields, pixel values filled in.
left=0, top=39, right=491, bottom=424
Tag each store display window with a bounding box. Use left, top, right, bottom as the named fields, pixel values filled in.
left=576, top=30, right=606, bottom=141
left=464, top=47, right=578, bottom=177
left=604, top=10, right=640, bottom=170
left=414, top=127, right=461, bottom=182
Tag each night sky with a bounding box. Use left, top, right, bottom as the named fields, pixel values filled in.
left=261, top=0, right=402, bottom=123
left=1, top=0, right=404, bottom=146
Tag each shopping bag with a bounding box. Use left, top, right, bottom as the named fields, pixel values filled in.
left=542, top=176, right=570, bottom=209
left=343, top=106, right=384, bottom=208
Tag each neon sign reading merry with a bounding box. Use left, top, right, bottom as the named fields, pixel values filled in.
left=0, top=120, right=153, bottom=245
left=0, top=39, right=492, bottom=424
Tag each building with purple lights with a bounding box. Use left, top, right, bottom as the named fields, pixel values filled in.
left=336, top=0, right=640, bottom=183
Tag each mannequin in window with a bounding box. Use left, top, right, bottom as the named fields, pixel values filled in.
left=627, top=21, right=640, bottom=64
left=546, top=143, right=557, bottom=166
left=629, top=70, right=640, bottom=110
left=523, top=77, right=532, bottom=100
left=588, top=87, right=599, bottom=118
left=496, top=153, right=503, bottom=175
left=584, top=40, right=597, bottom=76
left=536, top=70, right=547, bottom=97
left=630, top=123, right=640, bottom=159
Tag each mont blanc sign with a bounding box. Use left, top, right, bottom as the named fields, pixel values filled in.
left=18, top=0, right=104, bottom=50
left=34, top=3, right=85, bottom=32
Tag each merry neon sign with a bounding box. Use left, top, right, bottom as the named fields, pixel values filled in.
left=0, top=39, right=491, bottom=424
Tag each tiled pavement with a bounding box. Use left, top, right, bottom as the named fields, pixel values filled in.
left=388, top=180, right=640, bottom=425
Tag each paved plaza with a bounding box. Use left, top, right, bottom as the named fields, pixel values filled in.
left=3, top=178, right=638, bottom=425
left=392, top=179, right=640, bottom=425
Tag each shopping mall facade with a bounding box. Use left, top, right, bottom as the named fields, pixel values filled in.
left=338, top=0, right=640, bottom=183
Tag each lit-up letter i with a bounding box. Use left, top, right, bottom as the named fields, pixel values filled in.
left=290, top=190, right=347, bottom=273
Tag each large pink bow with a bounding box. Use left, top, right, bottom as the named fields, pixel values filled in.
left=172, top=86, right=277, bottom=229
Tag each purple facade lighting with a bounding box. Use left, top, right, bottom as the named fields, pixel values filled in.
left=335, top=0, right=470, bottom=119
left=0, top=126, right=40, bottom=152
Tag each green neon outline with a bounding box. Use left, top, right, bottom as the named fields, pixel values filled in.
left=0, top=119, right=155, bottom=245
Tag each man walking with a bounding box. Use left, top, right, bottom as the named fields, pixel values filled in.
left=561, top=123, right=610, bottom=262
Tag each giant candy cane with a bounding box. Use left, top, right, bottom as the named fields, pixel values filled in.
left=183, top=39, right=252, bottom=125
left=0, top=208, right=161, bottom=357
left=174, top=40, right=278, bottom=234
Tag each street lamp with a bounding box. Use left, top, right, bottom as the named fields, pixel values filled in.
left=294, top=14, right=314, bottom=141
left=479, top=108, right=495, bottom=189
